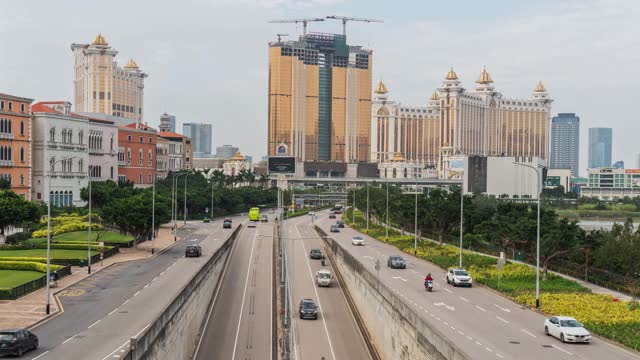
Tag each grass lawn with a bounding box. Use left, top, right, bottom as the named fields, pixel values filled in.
left=0, top=270, right=44, bottom=288
left=28, top=231, right=133, bottom=245
left=0, top=249, right=98, bottom=260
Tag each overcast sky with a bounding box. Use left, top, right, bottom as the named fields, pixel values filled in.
left=2, top=0, right=639, bottom=175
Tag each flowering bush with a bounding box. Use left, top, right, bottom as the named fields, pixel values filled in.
left=32, top=222, right=103, bottom=239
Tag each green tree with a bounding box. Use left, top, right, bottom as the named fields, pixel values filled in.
left=0, top=178, right=10, bottom=190
left=539, top=216, right=583, bottom=280
left=424, top=188, right=461, bottom=244
left=0, top=189, right=41, bottom=236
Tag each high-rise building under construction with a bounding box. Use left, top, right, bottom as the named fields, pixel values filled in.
left=268, top=33, right=372, bottom=165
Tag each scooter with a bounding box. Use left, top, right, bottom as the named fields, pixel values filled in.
left=425, top=280, right=433, bottom=292
left=321, top=258, right=326, bottom=266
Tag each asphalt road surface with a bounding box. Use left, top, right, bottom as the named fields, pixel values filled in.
left=194, top=219, right=274, bottom=360
left=317, top=211, right=640, bottom=360
left=285, top=215, right=371, bottom=360
left=27, top=218, right=238, bottom=360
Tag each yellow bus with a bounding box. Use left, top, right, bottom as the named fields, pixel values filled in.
left=249, top=207, right=260, bottom=221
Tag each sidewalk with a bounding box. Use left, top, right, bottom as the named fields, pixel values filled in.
left=0, top=223, right=186, bottom=330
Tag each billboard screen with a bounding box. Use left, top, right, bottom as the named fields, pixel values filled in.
left=268, top=157, right=296, bottom=174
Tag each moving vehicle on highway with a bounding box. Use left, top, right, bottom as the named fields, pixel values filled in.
left=544, top=316, right=591, bottom=343
left=247, top=221, right=257, bottom=228
left=330, top=224, right=340, bottom=233
left=309, top=248, right=324, bottom=259
left=351, top=235, right=365, bottom=246
left=387, top=255, right=406, bottom=269
left=308, top=211, right=315, bottom=216
left=316, top=269, right=332, bottom=287
left=249, top=207, right=260, bottom=221
left=336, top=220, right=345, bottom=228
left=332, top=204, right=343, bottom=213
left=260, top=214, right=268, bottom=223
left=185, top=244, right=202, bottom=257
left=299, top=299, right=318, bottom=320
left=329, top=212, right=336, bottom=219
left=446, top=268, right=473, bottom=287
left=223, top=218, right=232, bottom=228
left=0, top=329, right=38, bottom=357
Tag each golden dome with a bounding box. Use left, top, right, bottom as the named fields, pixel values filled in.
left=476, top=67, right=494, bottom=84
left=92, top=34, right=108, bottom=46
left=391, top=152, right=405, bottom=162
left=124, top=59, right=139, bottom=69
left=230, top=151, right=246, bottom=161
left=534, top=81, right=547, bottom=92
left=430, top=91, right=440, bottom=101
left=374, top=80, right=389, bottom=94
left=445, top=68, right=458, bottom=80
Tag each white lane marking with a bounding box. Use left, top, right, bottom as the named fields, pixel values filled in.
left=475, top=341, right=483, bottom=346
left=458, top=296, right=470, bottom=302
left=123, top=299, right=129, bottom=305
left=485, top=347, right=493, bottom=352
left=153, top=277, right=158, bottom=282
left=295, top=223, right=337, bottom=360
left=551, top=344, right=574, bottom=356
left=62, top=335, right=77, bottom=344
left=160, top=271, right=165, bottom=276
left=493, top=304, right=511, bottom=313
left=101, top=340, right=129, bottom=360
left=496, top=354, right=505, bottom=359
left=433, top=302, right=455, bottom=311
left=134, top=291, right=140, bottom=297
left=475, top=305, right=487, bottom=312
left=231, top=229, right=259, bottom=360
left=458, top=331, right=464, bottom=335
left=521, top=329, right=537, bottom=338
left=32, top=351, right=49, bottom=360
left=443, top=321, right=449, bottom=326
left=392, top=276, right=408, bottom=282
left=134, top=324, right=150, bottom=338
left=466, top=336, right=473, bottom=341
left=88, top=319, right=102, bottom=328
left=496, top=316, right=509, bottom=324
left=108, top=308, right=118, bottom=316
left=443, top=288, right=453, bottom=293
left=363, top=255, right=374, bottom=260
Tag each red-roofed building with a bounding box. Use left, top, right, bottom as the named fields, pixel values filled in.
left=118, top=123, right=156, bottom=186
left=0, top=93, right=33, bottom=199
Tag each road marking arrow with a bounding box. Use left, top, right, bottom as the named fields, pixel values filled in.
left=433, top=302, right=455, bottom=311
left=392, top=276, right=408, bottom=282
left=493, top=304, right=511, bottom=313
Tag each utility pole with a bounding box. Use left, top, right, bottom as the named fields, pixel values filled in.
left=151, top=176, right=156, bottom=255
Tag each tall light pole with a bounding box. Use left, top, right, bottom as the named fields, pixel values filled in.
left=151, top=174, right=156, bottom=254
left=184, top=172, right=192, bottom=225
left=514, top=161, right=543, bottom=308
left=87, top=160, right=111, bottom=274
left=366, top=181, right=369, bottom=233
left=385, top=179, right=389, bottom=242
left=414, top=173, right=418, bottom=255
left=46, top=156, right=77, bottom=314
left=459, top=179, right=464, bottom=268
left=352, top=182, right=356, bottom=223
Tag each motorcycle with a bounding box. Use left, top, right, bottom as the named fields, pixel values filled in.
left=321, top=258, right=326, bottom=266
left=425, top=280, right=433, bottom=292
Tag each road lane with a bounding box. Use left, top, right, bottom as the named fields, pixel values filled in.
left=316, top=211, right=640, bottom=360
left=285, top=215, right=371, bottom=360
left=195, top=220, right=273, bottom=360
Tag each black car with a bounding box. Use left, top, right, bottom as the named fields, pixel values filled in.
left=0, top=329, right=38, bottom=357
left=299, top=299, right=318, bottom=320
left=223, top=219, right=232, bottom=229
left=330, top=225, right=340, bottom=233
left=185, top=244, right=202, bottom=257
left=336, top=220, right=345, bottom=228
left=309, top=249, right=324, bottom=260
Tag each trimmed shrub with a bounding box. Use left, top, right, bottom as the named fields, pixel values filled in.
left=0, top=261, right=63, bottom=273
left=5, top=232, right=31, bottom=244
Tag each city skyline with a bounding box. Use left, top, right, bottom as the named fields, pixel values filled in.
left=2, top=0, right=639, bottom=170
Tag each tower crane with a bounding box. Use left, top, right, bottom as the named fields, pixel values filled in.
left=268, top=18, right=325, bottom=38
left=276, top=33, right=289, bottom=44
left=325, top=16, right=383, bottom=36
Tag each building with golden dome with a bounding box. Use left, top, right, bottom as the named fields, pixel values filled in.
left=371, top=68, right=553, bottom=178
left=223, top=151, right=252, bottom=178
left=71, top=34, right=147, bottom=123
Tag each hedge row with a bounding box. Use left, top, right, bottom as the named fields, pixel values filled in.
left=1, top=243, right=113, bottom=252
left=32, top=223, right=104, bottom=239
left=0, top=261, right=63, bottom=273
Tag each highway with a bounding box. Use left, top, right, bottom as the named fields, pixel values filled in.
left=284, top=215, right=371, bottom=360
left=194, top=219, right=274, bottom=360
left=316, top=211, right=640, bottom=360
left=27, top=218, right=238, bottom=360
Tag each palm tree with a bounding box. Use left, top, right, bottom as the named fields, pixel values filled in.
left=259, top=174, right=269, bottom=189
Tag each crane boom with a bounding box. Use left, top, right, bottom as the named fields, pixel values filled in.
left=268, top=18, right=325, bottom=38
left=326, top=15, right=383, bottom=36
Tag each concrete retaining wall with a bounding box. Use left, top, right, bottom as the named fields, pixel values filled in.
left=124, top=226, right=241, bottom=360
left=316, top=226, right=470, bottom=360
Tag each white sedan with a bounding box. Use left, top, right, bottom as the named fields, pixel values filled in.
left=351, top=235, right=365, bottom=246
left=544, top=316, right=591, bottom=343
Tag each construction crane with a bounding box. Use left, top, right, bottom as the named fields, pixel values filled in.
left=268, top=18, right=325, bottom=38
left=276, top=33, right=289, bottom=44
left=325, top=16, right=383, bottom=36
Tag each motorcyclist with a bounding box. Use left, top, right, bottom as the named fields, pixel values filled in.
left=424, top=273, right=433, bottom=282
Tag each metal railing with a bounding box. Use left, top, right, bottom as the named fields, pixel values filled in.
left=0, top=264, right=72, bottom=300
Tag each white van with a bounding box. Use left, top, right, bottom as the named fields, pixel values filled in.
left=316, top=270, right=332, bottom=287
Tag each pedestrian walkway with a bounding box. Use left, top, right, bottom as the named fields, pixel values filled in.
left=0, top=223, right=186, bottom=330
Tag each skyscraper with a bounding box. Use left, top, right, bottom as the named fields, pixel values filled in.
left=215, top=145, right=239, bottom=159
left=550, top=113, right=580, bottom=177
left=159, top=113, right=176, bottom=132
left=588, top=127, right=612, bottom=168
left=268, top=32, right=372, bottom=163
left=183, top=123, right=212, bottom=158
left=71, top=34, right=147, bottom=122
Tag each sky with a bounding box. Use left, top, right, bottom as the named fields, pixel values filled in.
left=1, top=0, right=639, bottom=175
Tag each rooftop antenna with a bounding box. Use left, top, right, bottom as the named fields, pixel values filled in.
left=326, top=16, right=383, bottom=37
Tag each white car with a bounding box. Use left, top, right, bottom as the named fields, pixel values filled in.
left=544, top=316, right=591, bottom=343
left=446, top=268, right=473, bottom=287
left=309, top=211, right=315, bottom=216
left=248, top=221, right=257, bottom=228
left=351, top=235, right=365, bottom=246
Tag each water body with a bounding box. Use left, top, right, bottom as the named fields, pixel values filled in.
left=577, top=219, right=637, bottom=230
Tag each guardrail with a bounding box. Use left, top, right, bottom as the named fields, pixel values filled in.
left=0, top=264, right=72, bottom=300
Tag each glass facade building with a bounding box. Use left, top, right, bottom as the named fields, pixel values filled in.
left=588, top=127, right=612, bottom=169
left=183, top=122, right=212, bottom=158
left=550, top=113, right=580, bottom=177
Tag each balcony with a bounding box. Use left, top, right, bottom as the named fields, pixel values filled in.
left=0, top=133, right=14, bottom=140
left=0, top=160, right=14, bottom=167
left=118, top=160, right=126, bottom=166
left=49, top=171, right=87, bottom=179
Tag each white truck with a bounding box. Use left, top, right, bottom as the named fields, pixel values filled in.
left=316, top=269, right=332, bottom=287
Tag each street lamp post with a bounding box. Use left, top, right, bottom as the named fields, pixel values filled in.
left=184, top=172, right=192, bottom=225
left=459, top=178, right=464, bottom=268
left=366, top=181, right=369, bottom=233
left=385, top=179, right=389, bottom=242
left=46, top=156, right=77, bottom=314
left=87, top=161, right=111, bottom=274
left=414, top=173, right=418, bottom=255
left=514, top=161, right=543, bottom=308
left=151, top=175, right=156, bottom=254
left=352, top=182, right=356, bottom=223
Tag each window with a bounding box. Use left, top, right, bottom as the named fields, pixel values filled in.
left=139, top=173, right=143, bottom=183
left=79, top=131, right=84, bottom=145
left=19, top=147, right=24, bottom=163
left=19, top=174, right=24, bottom=185
left=148, top=137, right=152, bottom=143
left=50, top=157, right=55, bottom=172
left=110, top=136, right=114, bottom=151
left=148, top=174, right=152, bottom=183
left=78, top=159, right=84, bottom=173
left=0, top=101, right=3, bottom=109
left=139, top=136, right=143, bottom=143
left=110, top=166, right=114, bottom=179
left=127, top=135, right=132, bottom=142
left=20, top=104, right=25, bottom=112
left=20, top=121, right=24, bottom=135
left=8, top=102, right=12, bottom=111
left=139, top=149, right=143, bottom=165
left=68, top=130, right=73, bottom=144
left=50, top=128, right=56, bottom=142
